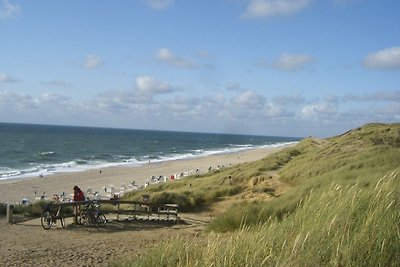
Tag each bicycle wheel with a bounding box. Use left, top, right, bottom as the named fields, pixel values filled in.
left=96, top=214, right=107, bottom=225
left=82, top=212, right=93, bottom=226
left=41, top=211, right=53, bottom=230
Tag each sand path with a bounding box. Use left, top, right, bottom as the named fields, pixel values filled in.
left=0, top=213, right=208, bottom=267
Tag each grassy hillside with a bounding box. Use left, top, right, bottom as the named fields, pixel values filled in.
left=120, top=123, right=400, bottom=266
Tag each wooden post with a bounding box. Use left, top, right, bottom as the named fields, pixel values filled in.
left=6, top=203, right=14, bottom=224
left=74, top=203, right=78, bottom=224
left=117, top=202, right=120, bottom=221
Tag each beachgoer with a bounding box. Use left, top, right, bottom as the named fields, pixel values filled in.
left=73, top=186, right=85, bottom=201
left=73, top=185, right=85, bottom=224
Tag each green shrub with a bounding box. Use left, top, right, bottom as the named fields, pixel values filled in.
left=150, top=191, right=205, bottom=211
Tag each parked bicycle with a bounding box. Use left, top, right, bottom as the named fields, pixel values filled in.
left=80, top=200, right=107, bottom=226
left=41, top=202, right=65, bottom=230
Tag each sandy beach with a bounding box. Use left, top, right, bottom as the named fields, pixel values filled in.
left=0, top=145, right=292, bottom=204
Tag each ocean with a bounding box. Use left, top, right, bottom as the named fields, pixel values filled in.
left=0, top=123, right=300, bottom=180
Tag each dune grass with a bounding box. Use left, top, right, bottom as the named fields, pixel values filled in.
left=122, top=146, right=299, bottom=211
left=208, top=123, right=400, bottom=231
left=0, top=201, right=46, bottom=217
left=118, top=123, right=400, bottom=266
left=122, top=170, right=400, bottom=266
left=0, top=200, right=75, bottom=218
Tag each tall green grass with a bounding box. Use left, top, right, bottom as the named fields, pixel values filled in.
left=118, top=123, right=400, bottom=266
left=207, top=123, right=400, bottom=231
left=124, top=170, right=400, bottom=267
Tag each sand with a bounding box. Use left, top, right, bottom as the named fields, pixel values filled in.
left=0, top=210, right=212, bottom=266
left=0, top=145, right=292, bottom=204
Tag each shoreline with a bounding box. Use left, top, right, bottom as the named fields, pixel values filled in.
left=0, top=144, right=294, bottom=203
left=0, top=142, right=298, bottom=181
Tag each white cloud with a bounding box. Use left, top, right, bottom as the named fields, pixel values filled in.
left=232, top=90, right=266, bottom=107
left=265, top=102, right=286, bottom=117
left=83, top=54, right=102, bottom=69
left=36, top=93, right=71, bottom=105
left=144, top=0, right=174, bottom=10
left=299, top=102, right=338, bottom=120
left=1, top=88, right=400, bottom=137
left=0, top=0, right=20, bottom=20
left=0, top=91, right=71, bottom=112
left=363, top=46, right=400, bottom=70
left=0, top=72, right=18, bottom=82
left=135, top=75, right=175, bottom=95
left=156, top=48, right=198, bottom=68
left=272, top=53, right=314, bottom=71
left=94, top=90, right=151, bottom=113
left=241, top=0, right=311, bottom=19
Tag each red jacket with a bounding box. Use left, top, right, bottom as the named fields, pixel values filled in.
left=73, top=190, right=85, bottom=201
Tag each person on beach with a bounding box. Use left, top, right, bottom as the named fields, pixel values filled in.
left=73, top=185, right=85, bottom=223
left=73, top=185, right=85, bottom=201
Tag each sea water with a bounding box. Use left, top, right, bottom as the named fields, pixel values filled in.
left=0, top=123, right=300, bottom=180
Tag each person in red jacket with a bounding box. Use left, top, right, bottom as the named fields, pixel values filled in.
left=73, top=185, right=85, bottom=201
left=73, top=185, right=85, bottom=224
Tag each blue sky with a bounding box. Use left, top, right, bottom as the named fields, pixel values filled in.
left=0, top=0, right=399, bottom=137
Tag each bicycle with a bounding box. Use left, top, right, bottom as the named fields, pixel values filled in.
left=80, top=201, right=107, bottom=226
left=41, top=202, right=65, bottom=230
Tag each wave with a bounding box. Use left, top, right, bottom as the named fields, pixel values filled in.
left=0, top=141, right=299, bottom=180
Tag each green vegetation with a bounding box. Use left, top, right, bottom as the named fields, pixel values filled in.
left=122, top=145, right=299, bottom=211
left=209, top=123, right=400, bottom=231
left=121, top=123, right=400, bottom=266
left=128, top=171, right=399, bottom=266
left=0, top=201, right=74, bottom=218
left=0, top=201, right=47, bottom=217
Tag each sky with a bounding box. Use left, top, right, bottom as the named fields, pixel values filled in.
left=0, top=0, right=399, bottom=138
